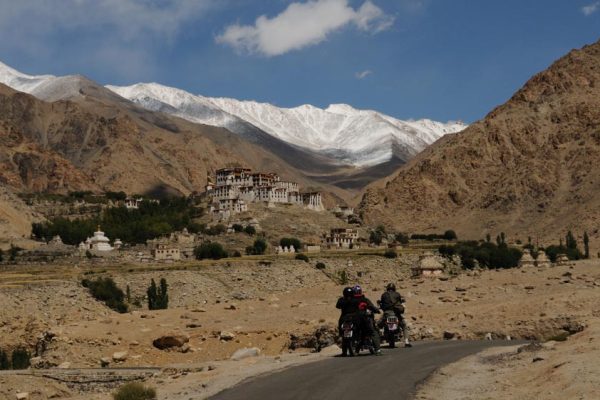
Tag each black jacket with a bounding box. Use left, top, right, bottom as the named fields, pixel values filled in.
left=336, top=296, right=360, bottom=316
left=380, top=290, right=404, bottom=311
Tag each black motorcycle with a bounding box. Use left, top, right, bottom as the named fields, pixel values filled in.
left=380, top=310, right=401, bottom=348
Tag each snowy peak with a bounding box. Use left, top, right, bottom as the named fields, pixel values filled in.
left=0, top=61, right=55, bottom=94
left=108, top=81, right=467, bottom=167
left=0, top=60, right=467, bottom=168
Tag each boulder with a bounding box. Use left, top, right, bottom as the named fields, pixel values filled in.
left=112, top=351, right=128, bottom=362
left=443, top=331, right=456, bottom=340
left=153, top=334, right=190, bottom=350
left=289, top=324, right=337, bottom=351
left=100, top=357, right=111, bottom=367
left=230, top=347, right=261, bottom=361
left=219, top=331, right=236, bottom=341
left=57, top=362, right=71, bottom=369
left=16, top=393, right=29, bottom=400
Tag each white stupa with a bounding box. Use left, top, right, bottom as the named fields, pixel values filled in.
left=79, top=226, right=114, bottom=252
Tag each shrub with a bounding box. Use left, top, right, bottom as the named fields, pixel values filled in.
left=0, top=249, right=3, bottom=263
left=246, top=238, right=267, bottom=255
left=295, top=254, right=309, bottom=262
left=232, top=250, right=242, bottom=257
left=280, top=237, right=302, bottom=251
left=338, top=270, right=349, bottom=285
left=113, top=382, right=157, bottom=400
left=383, top=250, right=397, bottom=258
left=244, top=225, right=256, bottom=236
left=395, top=233, right=409, bottom=245
left=206, top=224, right=227, bottom=236
left=11, top=347, right=31, bottom=370
left=443, top=230, right=458, bottom=241
left=0, top=348, right=9, bottom=370
left=105, top=191, right=127, bottom=201
left=147, top=278, right=168, bottom=310
left=82, top=277, right=128, bottom=313
left=544, top=245, right=583, bottom=263
left=315, top=262, right=326, bottom=270
left=369, top=225, right=386, bottom=245
left=232, top=224, right=244, bottom=233
left=194, top=242, right=228, bottom=260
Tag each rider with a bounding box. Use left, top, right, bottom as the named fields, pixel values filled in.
left=380, top=283, right=411, bottom=347
left=336, top=287, right=359, bottom=356
left=353, top=285, right=382, bottom=356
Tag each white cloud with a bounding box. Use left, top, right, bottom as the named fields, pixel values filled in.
left=0, top=0, right=216, bottom=80
left=582, top=1, right=600, bottom=16
left=216, top=0, right=395, bottom=56
left=0, top=0, right=215, bottom=40
left=355, top=70, right=373, bottom=79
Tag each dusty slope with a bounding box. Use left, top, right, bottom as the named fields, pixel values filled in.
left=0, top=82, right=347, bottom=202
left=0, top=186, right=41, bottom=247
left=359, top=39, right=600, bottom=245
left=416, top=320, right=600, bottom=400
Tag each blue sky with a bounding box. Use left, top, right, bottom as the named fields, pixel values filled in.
left=0, top=0, right=599, bottom=122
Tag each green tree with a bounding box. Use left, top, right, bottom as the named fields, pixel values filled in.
left=280, top=237, right=302, bottom=251
left=157, top=278, right=169, bottom=310
left=584, top=231, right=590, bottom=259
left=486, top=233, right=491, bottom=243
left=11, top=347, right=31, bottom=369
left=147, top=279, right=158, bottom=310
left=244, top=225, right=256, bottom=235
left=194, top=242, right=228, bottom=260
left=0, top=348, right=9, bottom=370
left=232, top=224, right=244, bottom=232
left=370, top=225, right=386, bottom=245
left=126, top=285, right=131, bottom=303
left=566, top=231, right=577, bottom=250
left=246, top=238, right=267, bottom=255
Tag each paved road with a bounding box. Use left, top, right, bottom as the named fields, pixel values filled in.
left=211, top=341, right=518, bottom=400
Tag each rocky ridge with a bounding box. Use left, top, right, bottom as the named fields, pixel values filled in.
left=359, top=39, right=600, bottom=245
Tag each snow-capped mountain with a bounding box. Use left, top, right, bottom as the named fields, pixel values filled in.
left=107, top=82, right=466, bottom=167
left=0, top=60, right=467, bottom=167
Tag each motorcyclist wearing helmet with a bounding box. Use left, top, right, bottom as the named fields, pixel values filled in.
left=353, top=285, right=382, bottom=355
left=380, top=282, right=411, bottom=347
left=336, top=287, right=359, bottom=356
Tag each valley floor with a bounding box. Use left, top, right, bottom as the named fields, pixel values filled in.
left=0, top=255, right=599, bottom=399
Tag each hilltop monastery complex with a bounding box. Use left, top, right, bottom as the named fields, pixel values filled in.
left=206, top=167, right=324, bottom=218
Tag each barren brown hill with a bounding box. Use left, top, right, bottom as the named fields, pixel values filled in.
left=359, top=39, right=600, bottom=246
left=0, top=82, right=346, bottom=202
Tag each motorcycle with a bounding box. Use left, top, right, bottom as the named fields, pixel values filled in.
left=340, top=312, right=377, bottom=356
left=380, top=310, right=401, bottom=348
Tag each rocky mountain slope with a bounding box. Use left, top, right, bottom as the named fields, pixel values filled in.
left=359, top=39, right=600, bottom=244
left=1, top=60, right=463, bottom=191
left=107, top=82, right=466, bottom=167
left=0, top=81, right=345, bottom=202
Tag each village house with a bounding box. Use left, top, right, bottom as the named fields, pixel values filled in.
left=323, top=228, right=359, bottom=249
left=206, top=167, right=324, bottom=218
left=152, top=244, right=181, bottom=261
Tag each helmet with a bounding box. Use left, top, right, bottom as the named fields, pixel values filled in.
left=343, top=287, right=353, bottom=297
left=353, top=284, right=362, bottom=296
left=386, top=283, right=396, bottom=291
